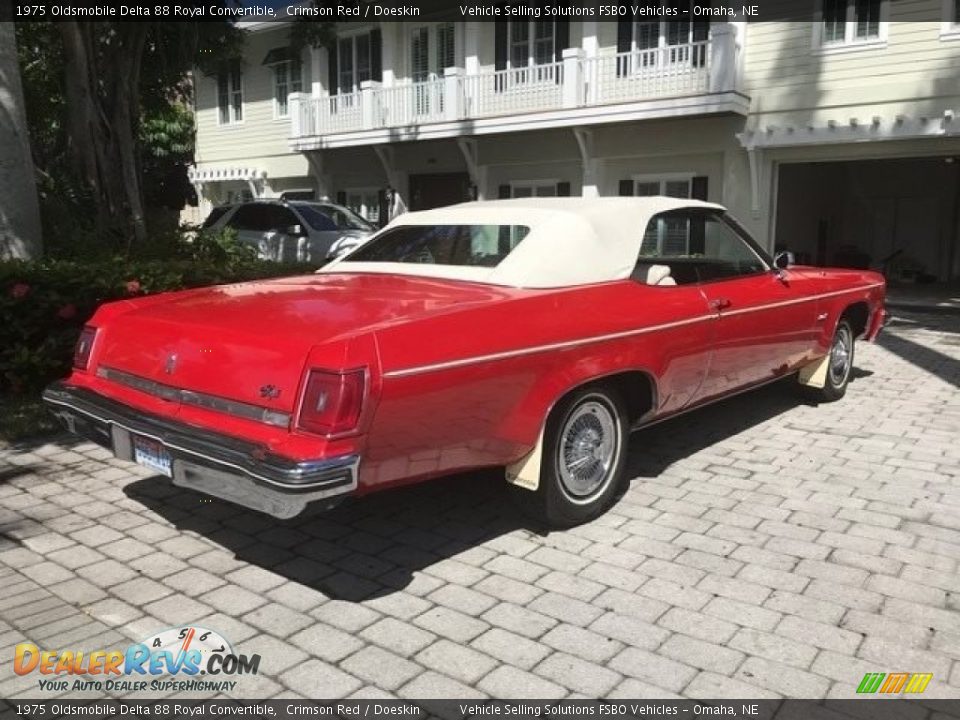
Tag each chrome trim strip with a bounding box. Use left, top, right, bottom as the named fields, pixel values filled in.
left=383, top=282, right=885, bottom=379
left=383, top=314, right=715, bottom=379
left=97, top=366, right=291, bottom=428
left=42, top=382, right=357, bottom=493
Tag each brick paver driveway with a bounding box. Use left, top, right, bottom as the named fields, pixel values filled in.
left=1, top=310, right=959, bottom=701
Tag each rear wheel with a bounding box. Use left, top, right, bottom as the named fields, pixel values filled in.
left=808, top=319, right=855, bottom=402
left=516, top=385, right=628, bottom=528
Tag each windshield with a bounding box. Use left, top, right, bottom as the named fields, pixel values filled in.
left=296, top=203, right=373, bottom=232
left=343, top=224, right=531, bottom=267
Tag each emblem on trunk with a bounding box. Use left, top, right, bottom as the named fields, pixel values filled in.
left=164, top=353, right=178, bottom=375
left=259, top=384, right=281, bottom=399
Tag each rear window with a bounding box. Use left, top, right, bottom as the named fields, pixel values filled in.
left=201, top=205, right=232, bottom=228
left=344, top=225, right=531, bottom=267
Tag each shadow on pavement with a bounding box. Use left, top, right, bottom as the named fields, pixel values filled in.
left=123, top=379, right=812, bottom=602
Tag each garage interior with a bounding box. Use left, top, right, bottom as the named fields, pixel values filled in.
left=775, top=157, right=960, bottom=285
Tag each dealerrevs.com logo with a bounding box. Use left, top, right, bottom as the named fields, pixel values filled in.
left=14, top=626, right=260, bottom=693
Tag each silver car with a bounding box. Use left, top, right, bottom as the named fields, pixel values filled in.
left=203, top=200, right=375, bottom=263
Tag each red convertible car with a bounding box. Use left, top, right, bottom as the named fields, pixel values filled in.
left=44, top=198, right=887, bottom=526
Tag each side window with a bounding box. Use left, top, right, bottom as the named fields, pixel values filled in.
left=228, top=205, right=269, bottom=232
left=635, top=210, right=767, bottom=285
left=263, top=206, right=299, bottom=232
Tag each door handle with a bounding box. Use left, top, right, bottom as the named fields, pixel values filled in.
left=709, top=297, right=732, bottom=311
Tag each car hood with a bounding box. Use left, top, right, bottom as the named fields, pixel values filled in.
left=94, top=273, right=513, bottom=412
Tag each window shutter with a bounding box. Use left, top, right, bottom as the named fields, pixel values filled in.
left=617, top=20, right=632, bottom=53
left=498, top=184, right=512, bottom=199
left=618, top=179, right=634, bottom=196
left=494, top=21, right=508, bottom=71
left=556, top=181, right=571, bottom=197
left=370, top=28, right=382, bottom=83
left=336, top=191, right=347, bottom=206
left=327, top=45, right=339, bottom=96
left=691, top=175, right=708, bottom=201
left=555, top=16, right=570, bottom=63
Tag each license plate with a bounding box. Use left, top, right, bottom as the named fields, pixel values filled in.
left=133, top=436, right=172, bottom=477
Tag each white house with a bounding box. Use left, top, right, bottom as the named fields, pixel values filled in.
left=188, top=4, right=960, bottom=282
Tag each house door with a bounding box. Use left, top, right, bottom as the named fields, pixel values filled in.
left=409, top=173, right=472, bottom=211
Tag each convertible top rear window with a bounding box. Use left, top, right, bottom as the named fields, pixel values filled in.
left=344, top=225, right=531, bottom=267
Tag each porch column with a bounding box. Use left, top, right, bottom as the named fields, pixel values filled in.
left=709, top=23, right=737, bottom=93
left=464, top=21, right=481, bottom=76
left=289, top=92, right=304, bottom=137
left=380, top=22, right=400, bottom=87
left=562, top=48, right=585, bottom=109
left=444, top=67, right=465, bottom=122
left=573, top=127, right=601, bottom=198
left=310, top=45, right=323, bottom=97
left=360, top=80, right=381, bottom=129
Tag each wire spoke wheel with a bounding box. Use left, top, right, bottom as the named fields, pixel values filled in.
left=829, top=323, right=852, bottom=387
left=556, top=398, right=620, bottom=502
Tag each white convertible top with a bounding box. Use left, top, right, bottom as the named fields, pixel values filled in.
left=320, top=197, right=725, bottom=289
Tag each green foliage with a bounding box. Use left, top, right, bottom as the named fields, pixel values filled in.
left=0, top=254, right=317, bottom=398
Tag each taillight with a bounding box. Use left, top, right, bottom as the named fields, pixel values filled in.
left=73, top=326, right=98, bottom=370
left=296, top=369, right=365, bottom=436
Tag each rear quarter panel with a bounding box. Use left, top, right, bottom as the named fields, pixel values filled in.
left=792, top=267, right=886, bottom=353
left=358, top=281, right=713, bottom=492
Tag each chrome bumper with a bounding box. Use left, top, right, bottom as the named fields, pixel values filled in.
left=42, top=381, right=358, bottom=519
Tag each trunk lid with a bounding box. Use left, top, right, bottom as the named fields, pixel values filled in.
left=95, top=273, right=511, bottom=412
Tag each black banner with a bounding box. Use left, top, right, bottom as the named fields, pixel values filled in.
left=4, top=0, right=951, bottom=24
left=3, top=700, right=960, bottom=720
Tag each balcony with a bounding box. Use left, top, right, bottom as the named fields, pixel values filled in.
left=290, top=26, right=746, bottom=151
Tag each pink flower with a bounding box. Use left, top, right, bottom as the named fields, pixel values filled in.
left=126, top=279, right=141, bottom=294
left=57, top=304, right=77, bottom=320
left=10, top=283, right=30, bottom=299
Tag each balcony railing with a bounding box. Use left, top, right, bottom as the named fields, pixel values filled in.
left=291, top=26, right=738, bottom=142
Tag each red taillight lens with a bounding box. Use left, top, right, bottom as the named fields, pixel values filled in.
left=73, top=326, right=97, bottom=370
left=297, top=369, right=365, bottom=436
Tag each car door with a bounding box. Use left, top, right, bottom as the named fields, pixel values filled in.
left=225, top=204, right=269, bottom=256
left=261, top=205, right=303, bottom=263
left=692, top=211, right=820, bottom=398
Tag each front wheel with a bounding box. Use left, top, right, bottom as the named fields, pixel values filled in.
left=516, top=385, right=629, bottom=528
left=809, top=319, right=855, bottom=402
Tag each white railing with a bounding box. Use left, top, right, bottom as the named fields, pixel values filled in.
left=582, top=43, right=710, bottom=105
left=460, top=61, right=564, bottom=119
left=376, top=77, right=447, bottom=127
left=300, top=91, right=361, bottom=136
left=292, top=26, right=738, bottom=141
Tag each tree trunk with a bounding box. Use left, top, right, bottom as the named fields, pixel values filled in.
left=0, top=22, right=43, bottom=260
left=59, top=22, right=149, bottom=244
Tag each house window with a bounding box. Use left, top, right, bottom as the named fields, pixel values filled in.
left=273, top=60, right=302, bottom=118
left=820, top=0, right=885, bottom=46
left=631, top=178, right=691, bottom=256
left=345, top=188, right=380, bottom=223
left=509, top=20, right=556, bottom=70
left=618, top=10, right=709, bottom=73
left=217, top=67, right=242, bottom=125
left=511, top=181, right=558, bottom=198
left=942, top=0, right=960, bottom=37
left=338, top=33, right=374, bottom=94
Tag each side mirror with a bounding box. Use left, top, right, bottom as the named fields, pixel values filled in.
left=286, top=224, right=306, bottom=237
left=773, top=251, right=794, bottom=270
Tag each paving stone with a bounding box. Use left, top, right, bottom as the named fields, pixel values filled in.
left=608, top=647, right=698, bottom=693
left=341, top=645, right=422, bottom=691
left=398, top=671, right=486, bottom=700
left=728, top=628, right=818, bottom=669
left=360, top=617, right=436, bottom=657
left=477, top=666, right=567, bottom=699
left=280, top=659, right=362, bottom=698
left=288, top=622, right=364, bottom=662
left=413, top=605, right=488, bottom=643
left=470, top=628, right=552, bottom=670
left=480, top=603, right=556, bottom=639
left=733, top=657, right=830, bottom=697
left=534, top=652, right=621, bottom=696
left=659, top=633, right=746, bottom=675
left=541, top=623, right=623, bottom=664
left=415, top=639, right=498, bottom=684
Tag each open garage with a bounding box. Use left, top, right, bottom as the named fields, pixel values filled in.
left=775, top=156, right=960, bottom=284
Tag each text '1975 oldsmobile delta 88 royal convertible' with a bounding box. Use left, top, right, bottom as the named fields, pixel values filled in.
left=44, top=198, right=887, bottom=527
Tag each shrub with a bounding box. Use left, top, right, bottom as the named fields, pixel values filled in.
left=0, top=256, right=318, bottom=396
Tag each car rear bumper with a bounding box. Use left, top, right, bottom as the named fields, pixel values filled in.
left=42, top=381, right=358, bottom=519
